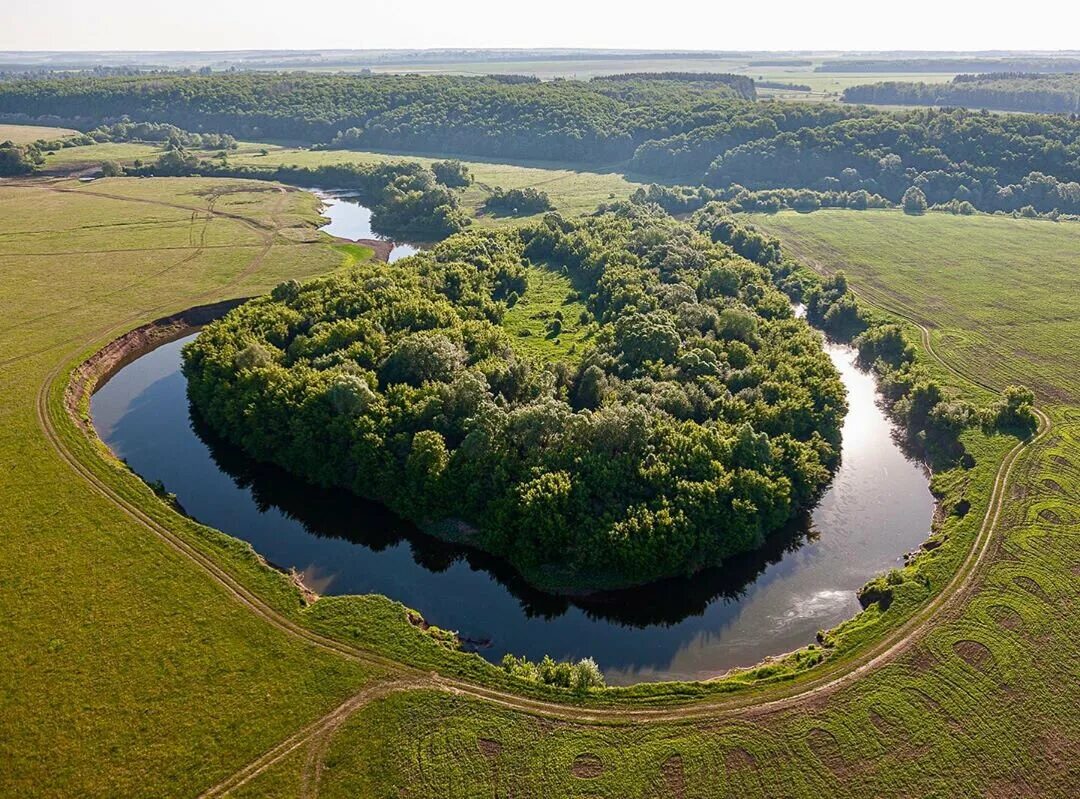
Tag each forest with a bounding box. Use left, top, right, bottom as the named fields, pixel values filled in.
left=182, top=205, right=848, bottom=589
left=843, top=73, right=1080, bottom=115
left=3, top=72, right=1079, bottom=214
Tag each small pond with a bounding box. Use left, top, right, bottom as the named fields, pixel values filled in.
left=90, top=195, right=934, bottom=684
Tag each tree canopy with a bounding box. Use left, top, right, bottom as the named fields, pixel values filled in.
left=183, top=205, right=847, bottom=590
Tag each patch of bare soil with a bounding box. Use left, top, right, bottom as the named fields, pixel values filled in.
left=1013, top=575, right=1052, bottom=604
left=906, top=645, right=940, bottom=673
left=953, top=640, right=995, bottom=674
left=1038, top=508, right=1063, bottom=524
left=1041, top=478, right=1065, bottom=494
left=660, top=754, right=686, bottom=798
left=987, top=604, right=1025, bottom=633
left=806, top=728, right=847, bottom=776
left=571, top=753, right=604, bottom=779
left=722, top=747, right=756, bottom=771
left=477, top=738, right=501, bottom=759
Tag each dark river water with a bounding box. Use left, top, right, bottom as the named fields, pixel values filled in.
left=89, top=196, right=934, bottom=684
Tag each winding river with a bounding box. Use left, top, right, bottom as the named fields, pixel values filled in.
left=89, top=195, right=934, bottom=685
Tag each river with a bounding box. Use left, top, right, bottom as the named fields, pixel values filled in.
left=89, top=195, right=934, bottom=685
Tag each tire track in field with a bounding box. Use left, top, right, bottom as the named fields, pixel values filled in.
left=0, top=186, right=287, bottom=370
left=197, top=680, right=417, bottom=799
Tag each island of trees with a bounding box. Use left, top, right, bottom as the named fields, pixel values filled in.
left=183, top=205, right=847, bottom=590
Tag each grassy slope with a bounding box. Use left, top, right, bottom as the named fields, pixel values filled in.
left=0, top=178, right=390, bottom=797
left=303, top=210, right=1079, bottom=798
left=1, top=178, right=1076, bottom=796
left=229, top=145, right=644, bottom=227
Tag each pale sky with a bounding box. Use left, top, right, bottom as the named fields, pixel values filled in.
left=3, top=0, right=1079, bottom=53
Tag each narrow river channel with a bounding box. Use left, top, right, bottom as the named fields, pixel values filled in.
left=89, top=195, right=934, bottom=684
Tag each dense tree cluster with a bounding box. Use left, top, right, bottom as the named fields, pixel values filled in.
left=704, top=109, right=1080, bottom=214
left=482, top=186, right=553, bottom=215
left=0, top=72, right=754, bottom=164
left=183, top=206, right=847, bottom=589
left=705, top=211, right=1039, bottom=458
left=431, top=159, right=473, bottom=188
left=0, top=141, right=34, bottom=175
left=631, top=183, right=891, bottom=215
left=4, top=73, right=1078, bottom=214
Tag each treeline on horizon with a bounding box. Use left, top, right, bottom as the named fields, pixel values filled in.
left=817, top=58, right=1080, bottom=73
left=2, top=71, right=1080, bottom=214
left=843, top=72, right=1080, bottom=115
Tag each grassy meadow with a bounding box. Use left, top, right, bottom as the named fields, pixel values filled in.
left=230, top=144, right=644, bottom=225
left=0, top=168, right=1075, bottom=797
left=748, top=209, right=1080, bottom=402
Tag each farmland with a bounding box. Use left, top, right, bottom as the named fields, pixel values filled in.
left=0, top=122, right=78, bottom=143
left=0, top=139, right=1077, bottom=796
left=748, top=209, right=1080, bottom=402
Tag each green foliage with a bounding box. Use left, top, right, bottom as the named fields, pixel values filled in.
left=845, top=72, right=1080, bottom=115
left=0, top=141, right=33, bottom=175
left=483, top=186, right=553, bottom=216
left=184, top=206, right=847, bottom=589
left=500, top=653, right=606, bottom=693
left=431, top=159, right=472, bottom=188
left=902, top=185, right=928, bottom=214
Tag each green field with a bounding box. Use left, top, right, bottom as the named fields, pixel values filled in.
left=748, top=209, right=1080, bottom=402
left=501, top=265, right=593, bottom=362
left=1, top=176, right=1077, bottom=796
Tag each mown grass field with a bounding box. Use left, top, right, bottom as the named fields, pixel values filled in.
left=1, top=176, right=1076, bottom=797
left=0, top=122, right=78, bottom=143
left=0, top=178, right=387, bottom=797
left=749, top=209, right=1080, bottom=403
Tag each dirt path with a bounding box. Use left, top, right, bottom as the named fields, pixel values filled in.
left=38, top=302, right=1049, bottom=722
left=197, top=680, right=418, bottom=799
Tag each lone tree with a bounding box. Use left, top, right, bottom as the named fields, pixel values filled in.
left=902, top=185, right=928, bottom=214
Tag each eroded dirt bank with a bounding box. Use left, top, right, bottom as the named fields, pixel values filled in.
left=67, top=298, right=246, bottom=426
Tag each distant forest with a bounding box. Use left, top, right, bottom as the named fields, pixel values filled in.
left=2, top=71, right=1079, bottom=213
left=844, top=73, right=1080, bottom=114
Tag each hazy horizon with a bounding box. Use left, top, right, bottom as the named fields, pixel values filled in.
left=5, top=0, right=1079, bottom=53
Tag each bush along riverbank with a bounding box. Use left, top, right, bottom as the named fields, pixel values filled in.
left=183, top=203, right=848, bottom=593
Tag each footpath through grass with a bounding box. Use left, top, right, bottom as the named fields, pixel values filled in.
left=0, top=178, right=387, bottom=797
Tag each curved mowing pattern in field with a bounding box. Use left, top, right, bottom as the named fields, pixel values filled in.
left=261, top=418, right=1080, bottom=798
left=748, top=210, right=1080, bottom=404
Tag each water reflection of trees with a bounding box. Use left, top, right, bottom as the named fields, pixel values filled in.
left=191, top=407, right=815, bottom=629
